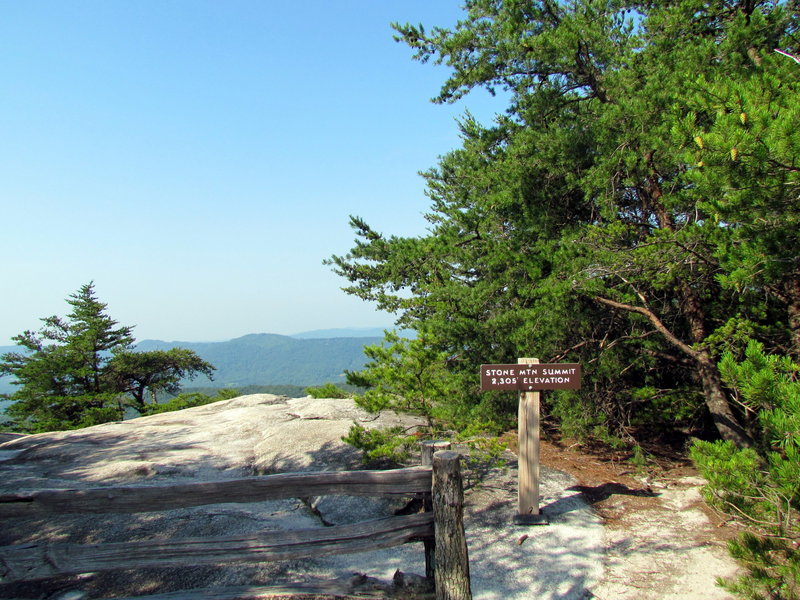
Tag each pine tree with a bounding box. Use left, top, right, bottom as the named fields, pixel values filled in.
left=692, top=342, right=800, bottom=599
left=1, top=283, right=214, bottom=432
left=2, top=283, right=134, bottom=430
left=329, top=0, right=799, bottom=445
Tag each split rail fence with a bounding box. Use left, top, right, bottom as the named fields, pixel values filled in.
left=0, top=447, right=471, bottom=600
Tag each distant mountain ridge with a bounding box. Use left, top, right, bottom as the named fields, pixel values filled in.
left=0, top=332, right=389, bottom=395
left=291, top=327, right=414, bottom=340
left=291, top=327, right=389, bottom=339
left=134, top=333, right=383, bottom=387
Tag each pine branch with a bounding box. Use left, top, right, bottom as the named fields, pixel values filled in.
left=593, top=296, right=702, bottom=361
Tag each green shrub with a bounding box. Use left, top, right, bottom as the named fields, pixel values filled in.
left=141, top=389, right=239, bottom=415
left=345, top=330, right=457, bottom=427
left=341, top=424, right=419, bottom=466
left=8, top=393, right=125, bottom=433
left=305, top=382, right=350, bottom=399
left=692, top=341, right=799, bottom=599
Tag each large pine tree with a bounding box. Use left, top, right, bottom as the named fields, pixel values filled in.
left=329, top=0, right=800, bottom=446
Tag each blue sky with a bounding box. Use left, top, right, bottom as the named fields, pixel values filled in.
left=0, top=1, right=504, bottom=343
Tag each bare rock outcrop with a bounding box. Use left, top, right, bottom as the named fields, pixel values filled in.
left=0, top=394, right=425, bottom=599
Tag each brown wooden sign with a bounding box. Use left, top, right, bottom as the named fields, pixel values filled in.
left=480, top=363, right=581, bottom=391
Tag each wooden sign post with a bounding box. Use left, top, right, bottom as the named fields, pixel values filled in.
left=516, top=357, right=544, bottom=525
left=480, top=359, right=581, bottom=526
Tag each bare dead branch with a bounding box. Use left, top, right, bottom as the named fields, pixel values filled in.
left=775, top=48, right=800, bottom=65
left=593, top=296, right=702, bottom=361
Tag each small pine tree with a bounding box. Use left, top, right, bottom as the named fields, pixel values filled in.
left=1, top=283, right=134, bottom=431
left=345, top=330, right=455, bottom=427
left=1, top=283, right=215, bottom=432
left=692, top=341, right=799, bottom=599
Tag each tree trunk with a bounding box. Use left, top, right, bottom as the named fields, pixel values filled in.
left=677, top=282, right=753, bottom=447
left=696, top=354, right=752, bottom=447
left=594, top=295, right=753, bottom=447
left=645, top=183, right=752, bottom=446
left=130, top=387, right=146, bottom=414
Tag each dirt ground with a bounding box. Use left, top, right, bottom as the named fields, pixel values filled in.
left=259, top=436, right=744, bottom=600
left=536, top=436, right=742, bottom=600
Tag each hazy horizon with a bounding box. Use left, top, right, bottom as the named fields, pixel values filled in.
left=1, top=326, right=394, bottom=347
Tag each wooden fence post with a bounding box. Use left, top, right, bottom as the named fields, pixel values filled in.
left=432, top=450, right=472, bottom=600
left=421, top=440, right=451, bottom=580
left=421, top=440, right=452, bottom=466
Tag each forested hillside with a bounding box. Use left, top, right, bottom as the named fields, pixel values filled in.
left=135, top=334, right=383, bottom=387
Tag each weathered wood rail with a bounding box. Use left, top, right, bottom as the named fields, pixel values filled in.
left=0, top=449, right=471, bottom=600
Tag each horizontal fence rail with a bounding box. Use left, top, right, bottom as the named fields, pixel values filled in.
left=0, top=513, right=434, bottom=583
left=110, top=581, right=405, bottom=600
left=0, top=466, right=433, bottom=517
